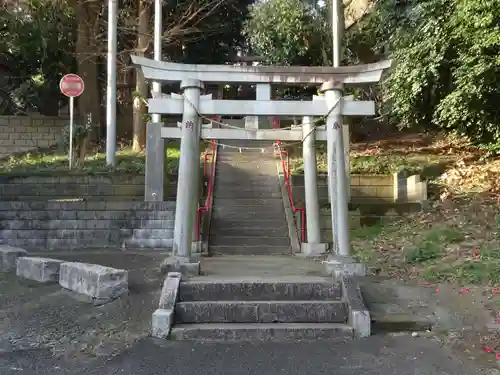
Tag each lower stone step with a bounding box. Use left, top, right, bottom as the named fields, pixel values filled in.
left=211, top=198, right=284, bottom=206
left=122, top=238, right=173, bottom=249
left=209, top=218, right=288, bottom=229
left=175, top=300, right=347, bottom=324
left=213, top=190, right=282, bottom=198
left=179, top=278, right=342, bottom=302
left=211, top=210, right=285, bottom=221
left=211, top=227, right=289, bottom=237
left=169, top=323, right=354, bottom=341
left=209, top=245, right=291, bottom=255
left=209, top=236, right=290, bottom=247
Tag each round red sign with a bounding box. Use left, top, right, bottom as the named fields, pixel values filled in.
left=59, top=74, right=85, bottom=98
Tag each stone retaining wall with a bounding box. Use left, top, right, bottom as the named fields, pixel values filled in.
left=0, top=201, right=176, bottom=250
left=0, top=174, right=179, bottom=201
left=294, top=203, right=423, bottom=243
left=0, top=115, right=68, bottom=158
left=290, top=172, right=427, bottom=204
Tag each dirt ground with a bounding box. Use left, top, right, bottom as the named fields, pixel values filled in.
left=362, top=276, right=500, bottom=369
left=2, top=250, right=500, bottom=371
left=0, top=250, right=167, bottom=362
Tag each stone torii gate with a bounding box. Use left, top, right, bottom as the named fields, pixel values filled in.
left=131, top=55, right=391, bottom=276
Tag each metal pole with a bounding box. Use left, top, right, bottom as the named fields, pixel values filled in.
left=152, top=0, right=162, bottom=123
left=106, top=0, right=118, bottom=166
left=302, top=116, right=321, bottom=244
left=68, top=96, right=74, bottom=170
left=332, top=0, right=343, bottom=67
left=173, top=79, right=203, bottom=260
left=323, top=86, right=341, bottom=254
left=335, top=105, right=350, bottom=256
left=329, top=0, right=350, bottom=256
left=327, top=0, right=342, bottom=205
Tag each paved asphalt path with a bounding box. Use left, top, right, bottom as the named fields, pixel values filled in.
left=0, top=335, right=491, bottom=375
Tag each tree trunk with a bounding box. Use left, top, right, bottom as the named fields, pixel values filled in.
left=73, top=0, right=102, bottom=158
left=132, top=0, right=150, bottom=152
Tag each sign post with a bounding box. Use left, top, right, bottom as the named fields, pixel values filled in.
left=59, top=74, right=85, bottom=170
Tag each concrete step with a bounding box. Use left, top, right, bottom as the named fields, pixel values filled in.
left=209, top=236, right=290, bottom=247
left=214, top=190, right=282, bottom=198
left=132, top=228, right=174, bottom=239
left=214, top=176, right=278, bottom=185
left=175, top=300, right=347, bottom=324
left=217, top=153, right=275, bottom=160
left=169, top=323, right=353, bottom=341
left=178, top=279, right=342, bottom=301
left=212, top=204, right=284, bottom=214
left=211, top=198, right=284, bottom=206
left=215, top=168, right=277, bottom=176
left=122, top=238, right=173, bottom=249
left=209, top=245, right=290, bottom=255
left=214, top=184, right=280, bottom=193
left=211, top=210, right=285, bottom=221
left=208, top=219, right=288, bottom=231
left=211, top=227, right=288, bottom=237
left=215, top=164, right=276, bottom=173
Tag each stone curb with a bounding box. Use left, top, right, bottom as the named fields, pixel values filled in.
left=152, top=272, right=181, bottom=338
left=16, top=256, right=63, bottom=283
left=341, top=275, right=371, bottom=338
left=59, top=262, right=129, bottom=305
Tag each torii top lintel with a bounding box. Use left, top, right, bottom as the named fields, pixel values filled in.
left=130, top=56, right=392, bottom=86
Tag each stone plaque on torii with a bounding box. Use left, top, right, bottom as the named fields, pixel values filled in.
left=131, top=55, right=391, bottom=275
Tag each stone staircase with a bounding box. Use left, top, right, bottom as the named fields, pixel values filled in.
left=170, top=277, right=354, bottom=341
left=209, top=142, right=291, bottom=255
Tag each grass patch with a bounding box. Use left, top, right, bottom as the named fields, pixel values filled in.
left=289, top=147, right=447, bottom=176
left=350, top=195, right=500, bottom=285
left=291, top=152, right=424, bottom=175
left=296, top=132, right=499, bottom=287
left=351, top=222, right=385, bottom=241
left=405, top=241, right=442, bottom=264
left=421, top=252, right=500, bottom=285
left=286, top=132, right=470, bottom=176
left=0, top=143, right=186, bottom=175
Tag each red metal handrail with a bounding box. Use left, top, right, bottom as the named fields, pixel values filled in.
left=196, top=139, right=217, bottom=241
left=273, top=117, right=305, bottom=242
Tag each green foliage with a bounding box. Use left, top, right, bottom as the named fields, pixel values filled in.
left=352, top=0, right=500, bottom=152
left=0, top=0, right=75, bottom=114
left=0, top=147, right=182, bottom=176
left=58, top=123, right=92, bottom=152
left=405, top=242, right=442, bottom=264
left=243, top=0, right=330, bottom=66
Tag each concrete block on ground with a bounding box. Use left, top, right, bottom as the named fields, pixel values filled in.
left=152, top=309, right=174, bottom=339
left=324, top=255, right=366, bottom=279
left=160, top=256, right=200, bottom=278
left=0, top=245, right=28, bottom=271
left=59, top=262, right=128, bottom=303
left=16, top=257, right=63, bottom=283
left=158, top=272, right=181, bottom=310
left=341, top=275, right=371, bottom=338
left=152, top=272, right=181, bottom=338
